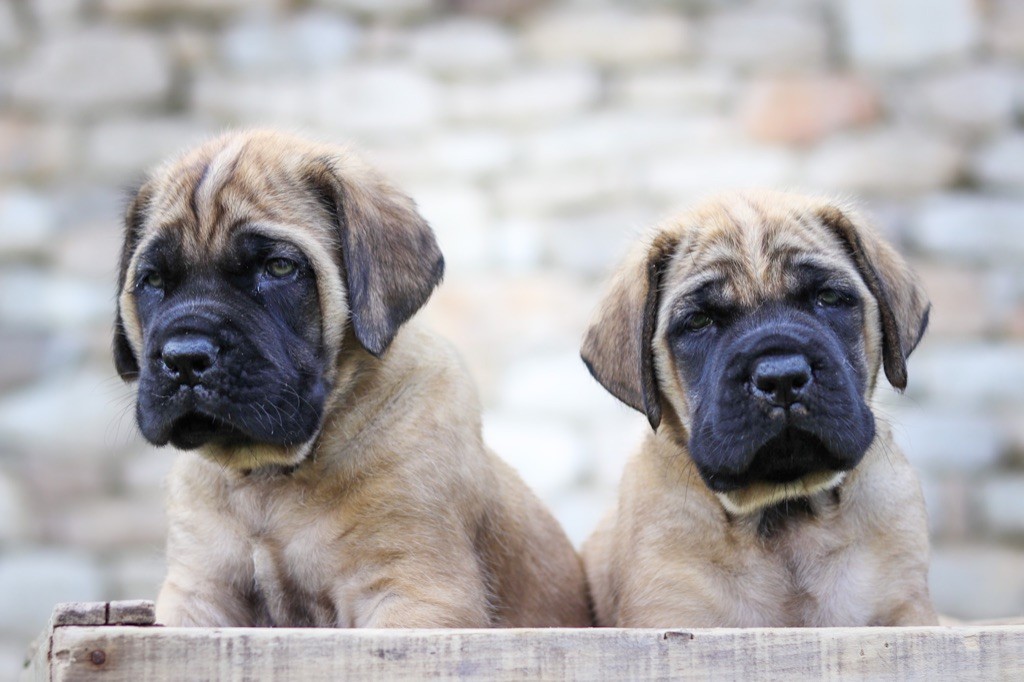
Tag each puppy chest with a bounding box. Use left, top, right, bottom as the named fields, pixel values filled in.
left=757, top=534, right=877, bottom=627
left=247, top=530, right=351, bottom=627
left=226, top=481, right=363, bottom=627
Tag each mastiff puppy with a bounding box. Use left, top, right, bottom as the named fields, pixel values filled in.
left=581, top=191, right=938, bottom=627
left=114, top=129, right=590, bottom=628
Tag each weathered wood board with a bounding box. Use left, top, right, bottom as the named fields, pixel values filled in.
left=22, top=602, right=1024, bottom=681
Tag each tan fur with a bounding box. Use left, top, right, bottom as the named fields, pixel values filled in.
left=582, top=191, right=937, bottom=627
left=118, top=130, right=590, bottom=628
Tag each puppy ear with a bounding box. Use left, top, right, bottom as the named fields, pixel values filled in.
left=817, top=205, right=929, bottom=390
left=581, top=233, right=678, bottom=430
left=309, top=157, right=444, bottom=357
left=113, top=181, right=151, bottom=381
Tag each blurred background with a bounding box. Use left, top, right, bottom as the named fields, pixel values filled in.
left=1, top=0, right=1023, bottom=666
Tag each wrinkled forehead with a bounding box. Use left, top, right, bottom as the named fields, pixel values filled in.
left=137, top=137, right=332, bottom=259
left=661, top=198, right=860, bottom=308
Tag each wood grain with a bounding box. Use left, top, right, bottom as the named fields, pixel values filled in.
left=25, top=621, right=1024, bottom=681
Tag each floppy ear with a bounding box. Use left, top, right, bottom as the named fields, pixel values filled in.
left=309, top=157, right=444, bottom=357
left=113, top=181, right=151, bottom=381
left=817, top=205, right=930, bottom=390
left=581, top=232, right=678, bottom=430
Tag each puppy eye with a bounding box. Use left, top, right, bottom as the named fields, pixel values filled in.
left=816, top=288, right=842, bottom=306
left=685, top=312, right=714, bottom=331
left=265, top=258, right=297, bottom=278
left=141, top=272, right=164, bottom=289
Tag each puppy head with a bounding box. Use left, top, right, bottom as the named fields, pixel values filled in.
left=114, top=129, right=444, bottom=469
left=582, top=191, right=928, bottom=514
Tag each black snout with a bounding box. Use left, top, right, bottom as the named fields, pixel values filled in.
left=160, top=335, right=218, bottom=385
left=750, top=353, right=812, bottom=408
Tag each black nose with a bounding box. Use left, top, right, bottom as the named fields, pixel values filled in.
left=750, top=354, right=812, bottom=408
left=161, top=336, right=218, bottom=385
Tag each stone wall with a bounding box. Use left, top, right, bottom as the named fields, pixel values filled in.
left=1, top=0, right=1023, bottom=666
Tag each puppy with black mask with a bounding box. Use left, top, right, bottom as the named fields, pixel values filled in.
left=582, top=191, right=938, bottom=627
left=115, top=129, right=591, bottom=628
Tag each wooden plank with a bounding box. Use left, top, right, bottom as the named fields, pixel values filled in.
left=51, top=603, right=107, bottom=628
left=22, top=602, right=157, bottom=682
left=38, top=625, right=1024, bottom=682
left=106, top=600, right=155, bottom=626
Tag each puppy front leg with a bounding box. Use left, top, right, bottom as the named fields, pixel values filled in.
left=156, top=499, right=255, bottom=627
left=360, top=591, right=490, bottom=628
left=350, top=559, right=492, bottom=628
left=156, top=570, right=253, bottom=627
left=880, top=596, right=940, bottom=626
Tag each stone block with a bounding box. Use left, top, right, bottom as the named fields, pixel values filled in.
left=410, top=18, right=517, bottom=75
left=698, top=7, right=826, bottom=71
left=195, top=66, right=442, bottom=138
left=99, top=0, right=270, bottom=19
left=488, top=218, right=543, bottom=272
left=0, top=118, right=76, bottom=181
left=0, top=331, right=51, bottom=391
left=540, top=208, right=653, bottom=277
left=980, top=477, right=1024, bottom=537
left=406, top=183, right=491, bottom=269
left=52, top=223, right=125, bottom=281
left=918, top=474, right=971, bottom=540
left=0, top=550, right=103, bottom=638
left=930, top=545, right=1024, bottom=620
left=1004, top=415, right=1024, bottom=465
left=0, top=642, right=25, bottom=678
left=84, top=118, right=218, bottom=179
left=445, top=66, right=600, bottom=125
left=316, top=66, right=443, bottom=138
left=914, top=263, right=990, bottom=337
left=495, top=165, right=634, bottom=216
left=0, top=1, right=22, bottom=53
left=910, top=67, right=1015, bottom=136
left=986, top=0, right=1024, bottom=60
left=972, top=133, right=1024, bottom=195
left=908, top=342, right=1024, bottom=407
left=0, top=189, right=58, bottom=259
left=549, top=486, right=615, bottom=548
left=524, top=8, right=692, bottom=66
left=423, top=130, right=516, bottom=176
left=583, top=410, right=648, bottom=490
left=10, top=27, right=172, bottom=114
left=0, top=468, right=31, bottom=543
left=0, top=370, right=139, bottom=457
left=109, top=554, right=165, bottom=602
left=496, top=352, right=633, bottom=422
left=28, top=0, right=87, bottom=30
left=167, top=24, right=215, bottom=70
left=838, top=0, right=978, bottom=69
left=219, top=10, right=360, bottom=73
left=312, top=0, right=433, bottom=21
left=986, top=266, right=1024, bottom=339
left=422, top=272, right=596, bottom=399
left=802, top=129, right=962, bottom=196
left=649, top=146, right=799, bottom=200
left=20, top=454, right=111, bottom=509
left=483, top=414, right=585, bottom=499
left=0, top=268, right=110, bottom=332
left=609, top=68, right=735, bottom=113
left=519, top=113, right=732, bottom=169
left=909, top=194, right=1024, bottom=264
left=191, top=73, right=314, bottom=126
left=738, top=76, right=880, bottom=145
left=120, top=447, right=174, bottom=496
left=46, top=497, right=166, bottom=551
left=889, top=408, right=1004, bottom=474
